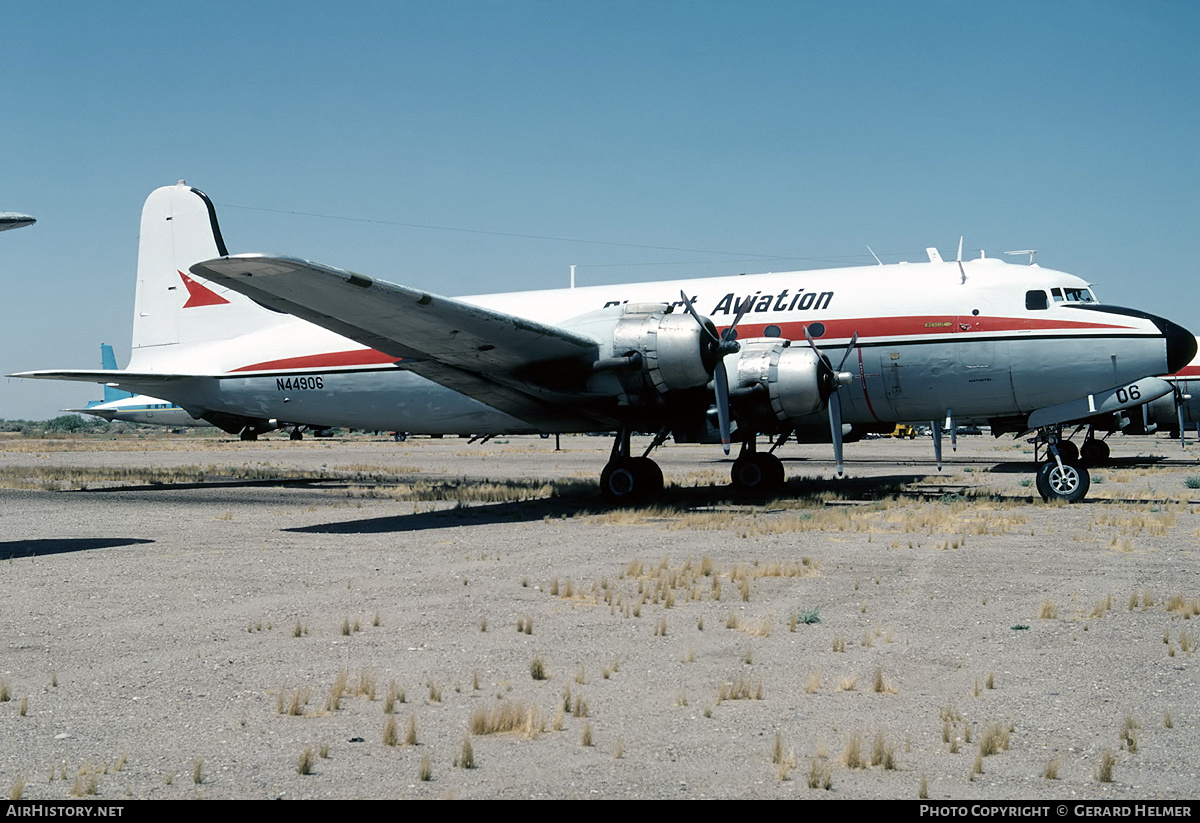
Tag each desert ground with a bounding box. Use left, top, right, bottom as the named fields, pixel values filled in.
left=1, top=430, right=1199, bottom=800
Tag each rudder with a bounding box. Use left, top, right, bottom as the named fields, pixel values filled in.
left=127, top=182, right=284, bottom=371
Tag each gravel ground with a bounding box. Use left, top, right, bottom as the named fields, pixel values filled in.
left=1, top=432, right=1199, bottom=800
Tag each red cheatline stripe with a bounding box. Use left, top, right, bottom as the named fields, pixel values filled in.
left=717, top=315, right=1134, bottom=340
left=230, top=349, right=399, bottom=372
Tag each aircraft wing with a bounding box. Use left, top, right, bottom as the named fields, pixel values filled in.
left=191, top=255, right=610, bottom=429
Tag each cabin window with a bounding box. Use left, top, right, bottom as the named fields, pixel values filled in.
left=1025, top=290, right=1048, bottom=311
left=764, top=324, right=781, bottom=337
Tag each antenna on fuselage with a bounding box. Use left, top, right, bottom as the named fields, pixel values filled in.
left=956, top=236, right=966, bottom=283
left=1005, top=250, right=1038, bottom=265
left=867, top=245, right=883, bottom=266
left=570, top=264, right=576, bottom=289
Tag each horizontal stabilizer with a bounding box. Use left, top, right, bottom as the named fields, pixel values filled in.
left=1027, top=376, right=1174, bottom=430
left=10, top=369, right=204, bottom=392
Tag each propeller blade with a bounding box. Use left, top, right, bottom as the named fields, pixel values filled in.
left=835, top=332, right=859, bottom=372
left=723, top=297, right=751, bottom=343
left=715, top=359, right=732, bottom=454
left=679, top=291, right=720, bottom=344
left=829, top=390, right=844, bottom=475
left=1178, top=388, right=1188, bottom=449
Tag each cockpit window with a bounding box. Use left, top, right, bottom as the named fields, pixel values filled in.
left=1051, top=288, right=1064, bottom=302
left=1061, top=287, right=1095, bottom=303
left=1025, top=290, right=1048, bottom=311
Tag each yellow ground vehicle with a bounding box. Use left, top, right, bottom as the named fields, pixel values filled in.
left=889, top=424, right=919, bottom=439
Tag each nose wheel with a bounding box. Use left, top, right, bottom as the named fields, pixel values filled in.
left=1035, top=459, right=1090, bottom=503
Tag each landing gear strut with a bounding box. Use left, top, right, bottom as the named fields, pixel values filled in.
left=1033, top=426, right=1090, bottom=503
left=599, top=427, right=664, bottom=503
left=730, top=438, right=785, bottom=493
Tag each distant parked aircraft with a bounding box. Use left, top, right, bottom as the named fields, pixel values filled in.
left=0, top=213, right=35, bottom=232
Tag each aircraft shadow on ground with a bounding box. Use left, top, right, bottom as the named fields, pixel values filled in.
left=983, top=456, right=1167, bottom=474
left=1, top=537, right=156, bottom=558
left=286, top=473, right=930, bottom=534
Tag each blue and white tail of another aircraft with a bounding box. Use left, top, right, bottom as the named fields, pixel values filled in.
left=68, top=344, right=211, bottom=427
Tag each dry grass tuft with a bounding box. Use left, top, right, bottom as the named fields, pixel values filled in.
left=978, top=723, right=1010, bottom=756
left=1039, top=600, right=1058, bottom=619
left=716, top=673, right=763, bottom=703
left=531, top=655, right=548, bottom=681
left=807, top=759, right=832, bottom=790
left=873, top=666, right=897, bottom=694
left=871, top=732, right=897, bottom=769
left=297, top=746, right=315, bottom=775
left=1096, top=749, right=1116, bottom=783
left=1044, top=756, right=1060, bottom=779
left=471, top=700, right=530, bottom=735
left=841, top=733, right=864, bottom=769
left=1166, top=594, right=1200, bottom=618
left=9, top=775, right=27, bottom=801
left=418, top=754, right=433, bottom=782
left=458, top=736, right=476, bottom=769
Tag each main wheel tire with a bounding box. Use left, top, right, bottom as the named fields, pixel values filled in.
left=289, top=429, right=303, bottom=441
left=1035, top=460, right=1090, bottom=503
left=630, top=456, right=664, bottom=498
left=600, top=457, right=662, bottom=503
left=731, top=453, right=785, bottom=493
left=1052, top=440, right=1079, bottom=463
left=1080, top=439, right=1109, bottom=465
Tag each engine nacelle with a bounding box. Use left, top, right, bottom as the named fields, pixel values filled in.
left=609, top=304, right=720, bottom=396
left=732, top=339, right=829, bottom=424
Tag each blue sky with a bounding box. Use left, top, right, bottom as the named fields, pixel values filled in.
left=3, top=1, right=1198, bottom=419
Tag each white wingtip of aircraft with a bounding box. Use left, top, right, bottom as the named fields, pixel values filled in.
left=0, top=213, right=35, bottom=232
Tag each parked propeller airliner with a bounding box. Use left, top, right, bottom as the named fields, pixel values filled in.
left=14, top=183, right=1197, bottom=503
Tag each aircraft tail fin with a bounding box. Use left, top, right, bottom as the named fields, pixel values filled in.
left=98, top=344, right=133, bottom=403
left=128, top=182, right=286, bottom=371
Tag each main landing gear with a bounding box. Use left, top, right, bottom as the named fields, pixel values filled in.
left=599, top=427, right=665, bottom=503
left=1033, top=427, right=1090, bottom=503
left=730, top=438, right=785, bottom=493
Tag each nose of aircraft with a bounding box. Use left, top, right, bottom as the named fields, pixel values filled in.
left=1163, top=319, right=1198, bottom=375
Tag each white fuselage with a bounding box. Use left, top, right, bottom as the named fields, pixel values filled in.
left=130, top=257, right=1181, bottom=435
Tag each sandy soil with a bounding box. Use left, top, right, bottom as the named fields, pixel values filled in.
left=1, top=432, right=1199, bottom=799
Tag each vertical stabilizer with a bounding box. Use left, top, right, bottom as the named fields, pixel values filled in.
left=127, top=182, right=286, bottom=371
left=99, top=344, right=133, bottom=403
